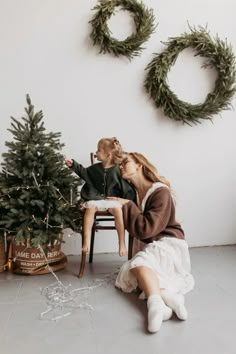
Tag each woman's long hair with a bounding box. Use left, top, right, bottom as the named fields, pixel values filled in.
left=129, top=152, right=171, bottom=188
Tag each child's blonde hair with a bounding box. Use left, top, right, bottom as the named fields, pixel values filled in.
left=98, top=137, right=124, bottom=164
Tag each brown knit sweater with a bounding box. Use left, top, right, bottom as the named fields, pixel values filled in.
left=122, top=186, right=184, bottom=243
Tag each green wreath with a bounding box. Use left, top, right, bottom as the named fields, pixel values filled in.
left=145, top=27, right=236, bottom=125
left=89, top=0, right=156, bottom=59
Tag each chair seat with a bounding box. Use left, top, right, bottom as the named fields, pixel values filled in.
left=93, top=210, right=114, bottom=217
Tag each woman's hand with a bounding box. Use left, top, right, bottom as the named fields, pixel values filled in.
left=65, top=159, right=73, bottom=167
left=106, top=197, right=130, bottom=205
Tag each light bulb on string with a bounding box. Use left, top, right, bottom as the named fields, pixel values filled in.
left=70, top=187, right=73, bottom=205
left=4, top=231, right=7, bottom=252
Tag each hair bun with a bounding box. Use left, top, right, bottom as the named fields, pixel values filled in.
left=112, top=137, right=120, bottom=146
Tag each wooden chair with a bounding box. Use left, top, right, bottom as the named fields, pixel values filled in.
left=78, top=153, right=133, bottom=277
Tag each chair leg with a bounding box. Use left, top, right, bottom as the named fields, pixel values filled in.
left=89, top=223, right=96, bottom=263
left=128, top=234, right=133, bottom=260
left=78, top=229, right=86, bottom=278
left=78, top=250, right=87, bottom=278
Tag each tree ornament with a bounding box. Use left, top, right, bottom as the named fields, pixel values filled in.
left=145, top=26, right=236, bottom=125
left=89, top=0, right=156, bottom=59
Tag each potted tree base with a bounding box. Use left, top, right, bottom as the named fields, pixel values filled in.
left=11, top=242, right=67, bottom=275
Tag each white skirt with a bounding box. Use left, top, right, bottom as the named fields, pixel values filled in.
left=115, top=237, right=194, bottom=295
left=83, top=199, right=122, bottom=211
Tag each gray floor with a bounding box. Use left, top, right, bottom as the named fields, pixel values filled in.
left=0, top=245, right=235, bottom=354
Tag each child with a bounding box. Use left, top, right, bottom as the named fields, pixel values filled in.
left=65, top=137, right=135, bottom=256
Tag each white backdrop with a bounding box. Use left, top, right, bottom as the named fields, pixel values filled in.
left=0, top=0, right=236, bottom=254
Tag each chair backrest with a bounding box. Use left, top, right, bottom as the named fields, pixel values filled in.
left=90, top=152, right=96, bottom=165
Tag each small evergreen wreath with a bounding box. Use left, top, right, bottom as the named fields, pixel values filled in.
left=145, top=27, right=236, bottom=125
left=89, top=0, right=156, bottom=59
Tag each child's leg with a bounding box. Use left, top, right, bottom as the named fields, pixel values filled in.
left=109, top=207, right=126, bottom=256
left=83, top=207, right=97, bottom=252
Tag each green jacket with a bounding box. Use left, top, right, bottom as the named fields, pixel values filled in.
left=71, top=160, right=136, bottom=201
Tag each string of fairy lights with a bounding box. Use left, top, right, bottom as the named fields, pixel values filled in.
left=0, top=242, right=118, bottom=321
left=0, top=179, right=73, bottom=205
left=0, top=170, right=77, bottom=237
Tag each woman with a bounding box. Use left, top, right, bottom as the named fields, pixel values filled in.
left=108, top=153, right=194, bottom=333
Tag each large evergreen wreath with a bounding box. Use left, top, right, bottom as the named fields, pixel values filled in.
left=145, top=27, right=236, bottom=125
left=89, top=0, right=156, bottom=59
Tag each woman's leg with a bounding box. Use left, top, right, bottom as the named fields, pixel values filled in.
left=131, top=266, right=172, bottom=333
left=82, top=208, right=97, bottom=252
left=131, top=265, right=161, bottom=296
left=108, top=207, right=126, bottom=256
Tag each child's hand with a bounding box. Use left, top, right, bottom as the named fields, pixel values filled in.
left=65, top=159, right=73, bottom=167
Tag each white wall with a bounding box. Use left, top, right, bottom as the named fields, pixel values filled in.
left=0, top=0, right=236, bottom=254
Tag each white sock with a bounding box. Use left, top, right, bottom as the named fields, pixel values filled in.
left=163, top=304, right=173, bottom=321
left=161, top=289, right=188, bottom=320
left=147, top=295, right=172, bottom=333
left=140, top=291, right=173, bottom=320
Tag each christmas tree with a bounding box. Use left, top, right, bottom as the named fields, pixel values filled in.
left=0, top=95, right=81, bottom=249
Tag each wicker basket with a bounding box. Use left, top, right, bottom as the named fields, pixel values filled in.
left=12, top=243, right=67, bottom=275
